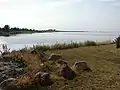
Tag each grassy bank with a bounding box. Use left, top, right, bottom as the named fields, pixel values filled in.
left=19, top=40, right=113, bottom=52
left=2, top=40, right=120, bottom=90
left=7, top=43, right=120, bottom=90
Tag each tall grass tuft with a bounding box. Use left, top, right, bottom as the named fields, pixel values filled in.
left=0, top=44, right=10, bottom=55
left=50, top=41, right=83, bottom=50
left=32, top=44, right=50, bottom=52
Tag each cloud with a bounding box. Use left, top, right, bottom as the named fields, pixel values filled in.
left=98, top=0, right=120, bottom=7
left=44, top=0, right=83, bottom=8
left=0, top=0, right=9, bottom=5
left=100, top=0, right=116, bottom=1
left=0, top=0, right=8, bottom=2
left=112, top=2, right=120, bottom=6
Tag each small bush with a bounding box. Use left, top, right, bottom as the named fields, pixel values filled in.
left=84, top=41, right=97, bottom=46
left=115, top=36, right=120, bottom=48
left=32, top=44, right=50, bottom=52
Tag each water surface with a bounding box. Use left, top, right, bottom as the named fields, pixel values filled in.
left=0, top=31, right=119, bottom=50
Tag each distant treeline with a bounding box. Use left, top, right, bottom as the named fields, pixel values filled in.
left=0, top=25, right=57, bottom=36
left=0, top=25, right=88, bottom=37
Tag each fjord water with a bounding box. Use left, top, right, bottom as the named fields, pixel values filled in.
left=0, top=31, right=119, bottom=50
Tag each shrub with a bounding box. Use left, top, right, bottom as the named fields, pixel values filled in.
left=32, top=44, right=50, bottom=52
left=84, top=41, right=97, bottom=46
left=115, top=36, right=120, bottom=48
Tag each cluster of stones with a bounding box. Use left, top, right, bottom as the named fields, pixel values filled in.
left=48, top=53, right=91, bottom=80
left=0, top=52, right=91, bottom=90
left=0, top=56, right=26, bottom=90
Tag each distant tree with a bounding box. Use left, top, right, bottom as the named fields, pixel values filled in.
left=4, top=25, right=10, bottom=30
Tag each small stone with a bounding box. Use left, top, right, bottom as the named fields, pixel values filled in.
left=72, top=61, right=91, bottom=73
left=34, top=72, right=53, bottom=86
left=30, top=50, right=38, bottom=54
left=59, top=64, right=76, bottom=80
left=57, top=60, right=67, bottom=65
left=48, top=53, right=62, bottom=61
left=0, top=78, right=16, bottom=89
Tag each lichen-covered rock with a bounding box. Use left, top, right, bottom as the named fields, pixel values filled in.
left=34, top=72, right=53, bottom=86
left=72, top=61, right=91, bottom=73
left=59, top=64, right=76, bottom=80
left=48, top=53, right=62, bottom=61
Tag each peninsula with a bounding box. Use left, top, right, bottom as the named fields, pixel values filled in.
left=0, top=25, right=87, bottom=37
left=0, top=25, right=57, bottom=37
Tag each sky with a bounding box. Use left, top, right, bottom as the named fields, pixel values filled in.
left=0, top=0, right=120, bottom=31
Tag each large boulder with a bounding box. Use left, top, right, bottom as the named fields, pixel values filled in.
left=59, top=64, right=76, bottom=80
left=48, top=53, right=62, bottom=61
left=72, top=61, right=91, bottom=73
left=34, top=72, right=53, bottom=86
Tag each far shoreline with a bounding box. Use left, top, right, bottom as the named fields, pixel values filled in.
left=0, top=25, right=90, bottom=37
left=0, top=30, right=89, bottom=37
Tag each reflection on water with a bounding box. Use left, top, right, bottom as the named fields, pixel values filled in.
left=0, top=31, right=119, bottom=50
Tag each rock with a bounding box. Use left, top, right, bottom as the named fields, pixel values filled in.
left=40, top=72, right=52, bottom=86
left=59, top=64, right=76, bottom=80
left=39, top=51, right=45, bottom=58
left=0, top=78, right=16, bottom=89
left=34, top=72, right=53, bottom=86
left=72, top=61, right=91, bottom=73
left=57, top=60, right=67, bottom=65
left=1, top=52, right=9, bottom=56
left=30, top=50, right=37, bottom=54
left=1, top=56, right=12, bottom=62
left=34, top=72, right=43, bottom=79
left=48, top=53, right=62, bottom=61
left=15, top=68, right=24, bottom=74
left=4, top=84, right=17, bottom=90
left=0, top=57, right=26, bottom=84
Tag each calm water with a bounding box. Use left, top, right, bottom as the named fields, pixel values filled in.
left=0, top=31, right=120, bottom=50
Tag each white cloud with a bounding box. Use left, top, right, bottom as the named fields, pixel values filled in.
left=0, top=0, right=8, bottom=2
left=98, top=0, right=120, bottom=7
left=0, top=0, right=119, bottom=30
left=112, top=2, right=120, bottom=6
left=100, top=0, right=117, bottom=1
left=98, top=0, right=120, bottom=3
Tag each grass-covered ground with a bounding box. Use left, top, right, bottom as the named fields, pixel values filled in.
left=7, top=44, right=120, bottom=90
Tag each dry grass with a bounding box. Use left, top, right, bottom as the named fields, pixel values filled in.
left=19, top=40, right=112, bottom=52
left=9, top=44, right=120, bottom=90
